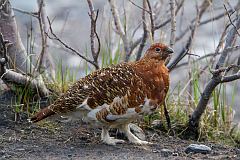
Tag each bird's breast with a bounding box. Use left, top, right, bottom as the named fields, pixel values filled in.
left=134, top=61, right=169, bottom=104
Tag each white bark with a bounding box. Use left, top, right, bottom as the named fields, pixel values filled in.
left=0, top=0, right=49, bottom=96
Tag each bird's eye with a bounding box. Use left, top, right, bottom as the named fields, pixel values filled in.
left=155, top=47, right=161, bottom=52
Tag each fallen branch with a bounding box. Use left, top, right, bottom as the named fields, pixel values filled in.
left=0, top=33, right=49, bottom=97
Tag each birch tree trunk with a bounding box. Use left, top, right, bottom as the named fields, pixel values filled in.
left=0, top=0, right=49, bottom=96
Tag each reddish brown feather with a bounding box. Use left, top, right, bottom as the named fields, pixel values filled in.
left=30, top=106, right=55, bottom=123
left=30, top=43, right=172, bottom=123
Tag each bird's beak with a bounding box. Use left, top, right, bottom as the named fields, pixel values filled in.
left=165, top=47, right=174, bottom=54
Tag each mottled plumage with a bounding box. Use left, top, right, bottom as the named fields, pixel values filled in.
left=30, top=43, right=174, bottom=145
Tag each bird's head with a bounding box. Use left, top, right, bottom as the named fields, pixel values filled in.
left=143, top=43, right=174, bottom=61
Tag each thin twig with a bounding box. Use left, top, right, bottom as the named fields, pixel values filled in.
left=135, top=0, right=148, bottom=61
left=221, top=72, right=240, bottom=82
left=154, top=0, right=184, bottom=30
left=224, top=4, right=240, bottom=36
left=0, top=33, right=9, bottom=74
left=128, top=0, right=150, bottom=14
left=12, top=7, right=38, bottom=18
left=168, top=1, right=203, bottom=71
left=108, top=0, right=131, bottom=61
left=175, top=5, right=238, bottom=42
left=87, top=0, right=100, bottom=69
left=27, top=0, right=55, bottom=82
left=210, top=64, right=240, bottom=75
left=46, top=17, right=98, bottom=68
left=36, top=0, right=47, bottom=72
left=169, top=0, right=176, bottom=47
left=146, top=0, right=154, bottom=40
left=0, top=0, right=8, bottom=10
left=129, top=0, right=184, bottom=54
left=216, top=16, right=240, bottom=69
left=175, top=46, right=240, bottom=68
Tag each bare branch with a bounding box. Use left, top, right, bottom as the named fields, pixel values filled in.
left=154, top=0, right=184, bottom=30
left=12, top=7, right=38, bottom=18
left=187, top=15, right=240, bottom=136
left=0, top=0, right=50, bottom=97
left=108, top=0, right=131, bottom=61
left=46, top=17, right=98, bottom=69
left=87, top=0, right=100, bottom=69
left=176, top=4, right=238, bottom=42
left=108, top=1, right=125, bottom=39
left=13, top=1, right=56, bottom=80
left=146, top=0, right=154, bottom=40
left=0, top=33, right=10, bottom=75
left=128, top=0, right=150, bottom=14
left=210, top=64, right=240, bottom=75
left=36, top=0, right=54, bottom=76
left=35, top=0, right=46, bottom=73
left=135, top=0, right=148, bottom=61
left=175, top=46, right=240, bottom=68
left=169, top=0, right=176, bottom=47
left=221, top=72, right=240, bottom=82
left=216, top=16, right=240, bottom=69
left=168, top=1, right=205, bottom=71
left=130, top=37, right=142, bottom=52
left=224, top=4, right=240, bottom=36
left=0, top=33, right=49, bottom=97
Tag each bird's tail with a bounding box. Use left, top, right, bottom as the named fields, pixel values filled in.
left=29, top=106, right=55, bottom=123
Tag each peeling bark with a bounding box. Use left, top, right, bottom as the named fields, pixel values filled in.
left=0, top=0, right=49, bottom=96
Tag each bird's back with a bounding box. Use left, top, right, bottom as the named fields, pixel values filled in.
left=49, top=62, right=147, bottom=114
left=31, top=58, right=169, bottom=123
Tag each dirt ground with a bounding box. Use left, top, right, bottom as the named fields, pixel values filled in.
left=0, top=94, right=240, bottom=160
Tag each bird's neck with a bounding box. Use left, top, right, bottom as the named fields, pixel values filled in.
left=137, top=57, right=166, bottom=67
left=132, top=56, right=169, bottom=103
left=131, top=57, right=168, bottom=76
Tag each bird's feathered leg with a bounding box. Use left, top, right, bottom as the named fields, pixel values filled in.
left=120, top=124, right=151, bottom=145
left=101, top=126, right=125, bottom=145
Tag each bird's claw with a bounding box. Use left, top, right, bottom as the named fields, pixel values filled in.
left=102, top=137, right=125, bottom=145
left=131, top=140, right=153, bottom=145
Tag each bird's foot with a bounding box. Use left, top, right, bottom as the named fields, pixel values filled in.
left=129, top=139, right=153, bottom=145
left=102, top=137, right=125, bottom=145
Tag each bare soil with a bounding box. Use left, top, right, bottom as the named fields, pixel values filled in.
left=0, top=93, right=239, bottom=160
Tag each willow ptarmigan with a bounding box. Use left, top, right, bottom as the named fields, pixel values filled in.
left=30, top=43, right=174, bottom=145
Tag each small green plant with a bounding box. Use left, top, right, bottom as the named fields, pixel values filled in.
left=9, top=35, right=240, bottom=147
left=143, top=62, right=240, bottom=147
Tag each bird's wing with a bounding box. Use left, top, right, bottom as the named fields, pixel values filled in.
left=49, top=63, right=148, bottom=114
